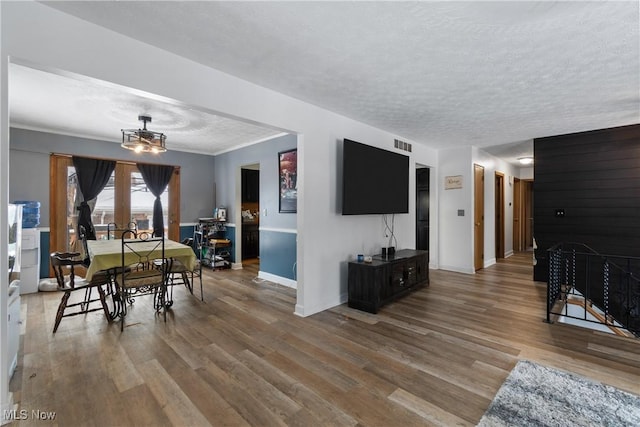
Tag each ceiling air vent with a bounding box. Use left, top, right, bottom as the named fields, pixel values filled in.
left=394, top=138, right=412, bottom=153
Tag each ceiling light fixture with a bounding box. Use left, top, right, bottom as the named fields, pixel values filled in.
left=121, top=115, right=167, bottom=154
left=518, top=156, right=534, bottom=165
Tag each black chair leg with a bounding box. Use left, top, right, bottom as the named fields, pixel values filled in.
left=97, top=285, right=112, bottom=322
left=82, top=287, right=92, bottom=311
left=182, top=272, right=193, bottom=294
left=53, top=291, right=71, bottom=333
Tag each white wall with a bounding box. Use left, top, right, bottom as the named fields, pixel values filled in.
left=520, top=167, right=534, bottom=180
left=438, top=147, right=474, bottom=273
left=472, top=147, right=520, bottom=264
left=437, top=145, right=520, bottom=274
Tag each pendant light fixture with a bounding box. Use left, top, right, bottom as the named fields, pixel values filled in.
left=121, top=115, right=167, bottom=153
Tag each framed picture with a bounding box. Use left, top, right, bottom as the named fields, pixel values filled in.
left=216, top=207, right=227, bottom=221
left=278, top=148, right=297, bottom=213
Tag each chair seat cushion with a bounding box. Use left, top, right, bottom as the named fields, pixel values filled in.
left=153, top=258, right=187, bottom=272
left=117, top=269, right=163, bottom=288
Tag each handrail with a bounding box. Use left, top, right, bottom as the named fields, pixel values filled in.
left=546, top=242, right=639, bottom=338
left=548, top=242, right=640, bottom=285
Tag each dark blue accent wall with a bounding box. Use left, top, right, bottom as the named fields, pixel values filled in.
left=260, top=230, right=297, bottom=280
left=179, top=225, right=194, bottom=244
left=224, top=225, right=237, bottom=263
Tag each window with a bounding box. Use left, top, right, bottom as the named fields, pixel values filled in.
left=50, top=155, right=180, bottom=260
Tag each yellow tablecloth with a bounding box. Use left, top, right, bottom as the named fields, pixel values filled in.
left=85, top=239, right=197, bottom=280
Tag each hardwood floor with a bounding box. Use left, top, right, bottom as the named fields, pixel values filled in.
left=10, top=252, right=640, bottom=426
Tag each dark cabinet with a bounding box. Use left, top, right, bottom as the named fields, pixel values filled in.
left=242, top=169, right=259, bottom=203
left=348, top=249, right=429, bottom=314
left=242, top=224, right=259, bottom=259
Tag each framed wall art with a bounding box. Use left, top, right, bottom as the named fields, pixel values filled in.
left=278, top=148, right=297, bottom=213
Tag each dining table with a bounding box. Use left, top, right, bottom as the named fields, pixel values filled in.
left=85, top=238, right=197, bottom=281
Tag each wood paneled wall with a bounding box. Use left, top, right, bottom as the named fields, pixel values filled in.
left=533, top=124, right=640, bottom=281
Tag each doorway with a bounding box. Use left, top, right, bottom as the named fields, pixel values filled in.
left=241, top=164, right=260, bottom=265
left=495, top=172, right=505, bottom=259
left=416, top=167, right=429, bottom=251
left=474, top=164, right=485, bottom=271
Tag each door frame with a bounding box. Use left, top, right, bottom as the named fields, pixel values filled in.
left=474, top=164, right=485, bottom=271
left=495, top=172, right=505, bottom=259
left=415, top=166, right=430, bottom=251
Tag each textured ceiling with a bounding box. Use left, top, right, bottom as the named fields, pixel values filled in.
left=16, top=1, right=640, bottom=161
left=9, top=64, right=285, bottom=155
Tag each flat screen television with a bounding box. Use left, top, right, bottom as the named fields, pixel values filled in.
left=342, top=138, right=409, bottom=215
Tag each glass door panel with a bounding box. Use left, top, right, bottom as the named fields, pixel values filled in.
left=131, top=171, right=168, bottom=236
left=66, top=167, right=115, bottom=254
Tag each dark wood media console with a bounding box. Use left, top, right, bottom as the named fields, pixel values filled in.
left=347, top=249, right=429, bottom=314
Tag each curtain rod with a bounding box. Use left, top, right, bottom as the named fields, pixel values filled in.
left=50, top=152, right=180, bottom=169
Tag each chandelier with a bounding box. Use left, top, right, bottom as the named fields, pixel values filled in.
left=121, top=115, right=167, bottom=153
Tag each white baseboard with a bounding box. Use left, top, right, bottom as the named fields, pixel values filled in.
left=484, top=258, right=496, bottom=268
left=294, top=293, right=346, bottom=317
left=231, top=262, right=243, bottom=270
left=439, top=264, right=475, bottom=274
left=505, top=250, right=515, bottom=258
left=257, top=271, right=297, bottom=289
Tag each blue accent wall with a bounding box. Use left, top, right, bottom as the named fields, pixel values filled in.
left=260, top=230, right=296, bottom=280
left=223, top=225, right=236, bottom=263
left=179, top=225, right=194, bottom=244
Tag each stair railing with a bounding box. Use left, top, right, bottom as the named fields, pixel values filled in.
left=547, top=242, right=640, bottom=338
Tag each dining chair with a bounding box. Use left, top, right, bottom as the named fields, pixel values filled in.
left=50, top=251, right=112, bottom=333
left=114, top=230, right=172, bottom=331
left=153, top=236, right=203, bottom=302
left=78, top=224, right=91, bottom=267
left=191, top=233, right=205, bottom=300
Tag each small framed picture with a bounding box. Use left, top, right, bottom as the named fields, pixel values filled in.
left=216, top=207, right=227, bottom=221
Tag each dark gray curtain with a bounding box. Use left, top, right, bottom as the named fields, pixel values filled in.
left=73, top=156, right=116, bottom=240
left=137, top=163, right=174, bottom=237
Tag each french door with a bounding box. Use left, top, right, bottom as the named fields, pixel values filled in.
left=50, top=154, right=180, bottom=263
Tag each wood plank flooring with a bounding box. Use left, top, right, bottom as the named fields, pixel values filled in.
left=10, top=252, right=640, bottom=426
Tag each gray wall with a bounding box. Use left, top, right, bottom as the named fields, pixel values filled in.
left=214, top=133, right=297, bottom=280
left=214, top=133, right=297, bottom=230
left=9, top=128, right=216, bottom=226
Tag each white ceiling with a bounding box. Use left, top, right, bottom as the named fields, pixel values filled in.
left=11, top=1, right=640, bottom=161
left=9, top=64, right=286, bottom=155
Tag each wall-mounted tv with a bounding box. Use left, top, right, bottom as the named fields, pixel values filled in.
left=342, top=138, right=409, bottom=215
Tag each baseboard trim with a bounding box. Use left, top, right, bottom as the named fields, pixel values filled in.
left=231, top=262, right=243, bottom=270
left=257, top=271, right=297, bottom=289
left=439, top=264, right=475, bottom=274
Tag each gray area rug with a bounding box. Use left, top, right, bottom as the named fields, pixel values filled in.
left=477, top=360, right=640, bottom=426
